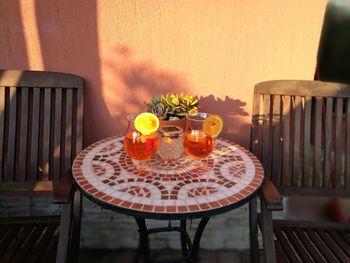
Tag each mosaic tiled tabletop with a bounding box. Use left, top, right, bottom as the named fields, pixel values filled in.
left=72, top=136, right=264, bottom=219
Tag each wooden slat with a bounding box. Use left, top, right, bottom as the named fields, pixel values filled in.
left=0, top=224, right=22, bottom=254
left=5, top=87, right=17, bottom=181
left=316, top=229, right=348, bottom=262
left=335, top=98, right=343, bottom=189
left=324, top=98, right=333, bottom=188
left=306, top=228, right=338, bottom=262
left=52, top=89, right=62, bottom=181
left=0, top=224, right=10, bottom=239
left=41, top=234, right=59, bottom=263
left=303, top=97, right=312, bottom=187
left=274, top=239, right=290, bottom=263
left=292, top=96, right=302, bottom=187
left=0, top=87, right=5, bottom=181
left=255, top=80, right=350, bottom=97
left=26, top=223, right=58, bottom=263
left=313, top=98, right=322, bottom=188
left=75, top=89, right=84, bottom=154
left=251, top=94, right=261, bottom=159
left=262, top=95, right=271, bottom=178
left=283, top=228, right=311, bottom=262
left=272, top=95, right=282, bottom=185
left=64, top=89, right=73, bottom=172
left=294, top=228, right=325, bottom=262
left=274, top=226, right=302, bottom=262
left=10, top=224, right=46, bottom=263
left=29, top=88, right=40, bottom=181
left=17, top=88, right=29, bottom=181
left=0, top=223, right=34, bottom=262
left=282, top=96, right=291, bottom=186
left=339, top=231, right=350, bottom=244
left=346, top=98, right=350, bottom=189
left=277, top=186, right=350, bottom=198
left=327, top=230, right=350, bottom=258
left=0, top=181, right=54, bottom=196
left=0, top=70, right=84, bottom=88
left=41, top=89, right=51, bottom=180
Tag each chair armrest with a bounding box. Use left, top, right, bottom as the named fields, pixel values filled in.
left=261, top=177, right=283, bottom=211
left=53, top=170, right=75, bottom=204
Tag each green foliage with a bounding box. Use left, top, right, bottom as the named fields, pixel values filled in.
left=146, top=93, right=199, bottom=120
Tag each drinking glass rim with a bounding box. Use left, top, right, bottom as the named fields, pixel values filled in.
left=186, top=112, right=210, bottom=122
left=126, top=113, right=138, bottom=122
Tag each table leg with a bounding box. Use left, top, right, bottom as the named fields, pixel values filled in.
left=134, top=217, right=150, bottom=263
left=180, top=220, right=188, bottom=257
left=191, top=217, right=210, bottom=263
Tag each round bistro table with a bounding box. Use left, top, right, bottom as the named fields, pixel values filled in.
left=72, top=136, right=264, bottom=263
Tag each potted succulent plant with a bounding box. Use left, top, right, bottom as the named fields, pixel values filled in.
left=146, top=93, right=199, bottom=128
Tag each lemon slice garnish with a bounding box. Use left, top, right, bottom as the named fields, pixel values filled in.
left=135, top=113, right=159, bottom=135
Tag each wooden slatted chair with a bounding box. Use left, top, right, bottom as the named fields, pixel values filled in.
left=249, top=80, right=350, bottom=263
left=0, top=70, right=84, bottom=263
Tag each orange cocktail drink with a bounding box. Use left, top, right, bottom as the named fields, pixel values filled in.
left=183, top=113, right=223, bottom=159
left=184, top=130, right=215, bottom=158
left=124, top=132, right=158, bottom=161
left=124, top=113, right=159, bottom=161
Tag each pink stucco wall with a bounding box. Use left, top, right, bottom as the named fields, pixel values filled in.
left=0, top=0, right=326, bottom=148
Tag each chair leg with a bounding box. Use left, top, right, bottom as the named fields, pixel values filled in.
left=249, top=196, right=259, bottom=263
left=56, top=203, right=72, bottom=263
left=260, top=198, right=276, bottom=263
left=70, top=190, right=82, bottom=263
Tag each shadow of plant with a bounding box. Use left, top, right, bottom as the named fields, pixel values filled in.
left=103, top=45, right=251, bottom=147
left=199, top=95, right=250, bottom=147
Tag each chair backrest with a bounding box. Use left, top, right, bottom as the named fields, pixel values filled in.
left=0, top=70, right=84, bottom=182
left=252, top=80, right=350, bottom=197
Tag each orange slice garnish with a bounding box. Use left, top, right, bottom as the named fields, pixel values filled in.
left=135, top=113, right=159, bottom=135
left=202, top=114, right=223, bottom=138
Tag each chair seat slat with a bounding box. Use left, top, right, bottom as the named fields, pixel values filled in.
left=316, top=229, right=349, bottom=262
left=305, top=228, right=338, bottom=262
left=10, top=224, right=46, bottom=263
left=0, top=224, right=22, bottom=255
left=294, top=228, right=325, bottom=262
left=283, top=228, right=312, bottom=262
left=0, top=224, right=34, bottom=262
left=327, top=230, right=350, bottom=258
left=274, top=239, right=290, bottom=263
left=25, top=223, right=59, bottom=263
left=274, top=226, right=302, bottom=262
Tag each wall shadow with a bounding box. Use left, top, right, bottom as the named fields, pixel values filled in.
left=199, top=95, right=250, bottom=147
left=102, top=45, right=194, bottom=134
left=34, top=1, right=113, bottom=146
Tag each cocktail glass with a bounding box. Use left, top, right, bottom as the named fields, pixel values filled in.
left=183, top=112, right=215, bottom=159
left=124, top=114, right=159, bottom=170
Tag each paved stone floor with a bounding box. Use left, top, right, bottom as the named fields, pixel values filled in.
left=79, top=249, right=250, bottom=263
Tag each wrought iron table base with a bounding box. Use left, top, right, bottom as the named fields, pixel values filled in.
left=134, top=217, right=210, bottom=263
